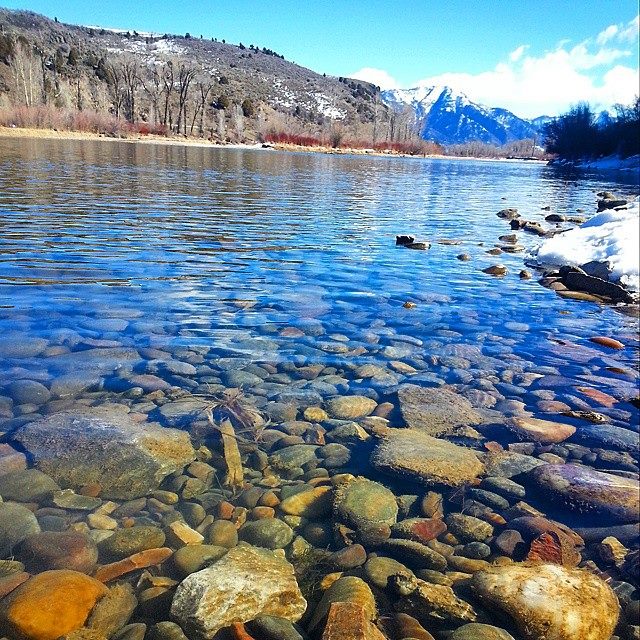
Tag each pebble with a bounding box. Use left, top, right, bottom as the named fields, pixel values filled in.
left=325, top=396, right=377, bottom=420
left=18, top=531, right=98, bottom=574
left=0, top=502, right=41, bottom=558
left=98, top=526, right=166, bottom=559
left=172, top=545, right=228, bottom=577
left=449, top=623, right=515, bottom=640
left=446, top=514, right=494, bottom=542
left=333, top=477, right=398, bottom=529
left=0, top=469, right=60, bottom=502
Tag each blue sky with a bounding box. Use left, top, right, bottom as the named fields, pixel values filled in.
left=2, top=1, right=638, bottom=116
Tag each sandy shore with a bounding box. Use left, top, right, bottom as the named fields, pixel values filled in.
left=0, top=125, right=548, bottom=163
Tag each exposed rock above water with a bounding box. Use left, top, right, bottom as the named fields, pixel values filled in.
left=12, top=408, right=195, bottom=499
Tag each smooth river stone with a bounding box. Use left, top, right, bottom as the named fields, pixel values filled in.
left=573, top=422, right=639, bottom=452
left=0, top=569, right=108, bottom=640
left=397, top=385, right=482, bottom=436
left=170, top=544, right=306, bottom=639
left=0, top=502, right=41, bottom=558
left=471, top=562, right=619, bottom=640
left=325, top=396, right=377, bottom=419
left=529, top=463, right=640, bottom=523
left=506, top=417, right=576, bottom=444
left=333, top=477, right=398, bottom=529
left=12, top=407, right=195, bottom=500
left=371, top=429, right=485, bottom=487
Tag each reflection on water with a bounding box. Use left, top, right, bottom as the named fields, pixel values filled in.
left=0, top=137, right=638, bottom=639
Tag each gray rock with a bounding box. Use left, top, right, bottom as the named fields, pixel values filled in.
left=246, top=615, right=307, bottom=640
left=13, top=407, right=195, bottom=499
left=156, top=398, right=210, bottom=426
left=0, top=501, right=41, bottom=557
left=450, top=623, right=515, bottom=640
left=398, top=384, right=482, bottom=435
left=573, top=423, right=639, bottom=453
left=269, top=445, right=318, bottom=473
left=363, top=556, right=415, bottom=589
left=0, top=336, right=48, bottom=359
left=7, top=379, right=51, bottom=405
left=170, top=544, right=306, bottom=639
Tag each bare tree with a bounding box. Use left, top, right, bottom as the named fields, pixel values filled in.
left=175, top=62, right=196, bottom=135
left=141, top=66, right=163, bottom=125
left=122, top=58, right=138, bottom=122
left=190, top=77, right=214, bottom=136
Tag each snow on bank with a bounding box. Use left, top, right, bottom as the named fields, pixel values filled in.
left=533, top=197, right=640, bottom=291
left=550, top=155, right=640, bottom=172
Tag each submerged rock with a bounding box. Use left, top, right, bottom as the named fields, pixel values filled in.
left=529, top=463, right=640, bottom=523
left=471, top=562, right=619, bottom=640
left=12, top=407, right=195, bottom=500
left=325, top=396, right=377, bottom=420
left=397, top=385, right=482, bottom=436
left=171, top=544, right=306, bottom=639
left=506, top=416, right=576, bottom=444
left=371, top=428, right=484, bottom=487
left=333, top=477, right=398, bottom=529
left=0, top=569, right=108, bottom=640
left=0, top=502, right=41, bottom=558
left=449, top=624, right=515, bottom=640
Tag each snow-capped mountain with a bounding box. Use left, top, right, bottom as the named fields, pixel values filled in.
left=382, top=86, right=547, bottom=145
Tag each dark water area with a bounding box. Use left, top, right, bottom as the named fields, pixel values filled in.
left=0, top=137, right=638, bottom=640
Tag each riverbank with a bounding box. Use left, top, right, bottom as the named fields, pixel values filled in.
left=0, top=125, right=549, bottom=162
left=549, top=154, right=640, bottom=172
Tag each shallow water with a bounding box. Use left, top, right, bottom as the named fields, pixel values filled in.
left=0, top=137, right=638, bottom=638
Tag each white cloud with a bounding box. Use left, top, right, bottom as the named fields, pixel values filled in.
left=353, top=16, right=639, bottom=118
left=349, top=67, right=399, bottom=89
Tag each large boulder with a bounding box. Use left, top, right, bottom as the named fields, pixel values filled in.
left=12, top=408, right=195, bottom=500
left=371, top=429, right=484, bottom=487
left=528, top=463, right=640, bottom=524
left=397, top=385, right=482, bottom=436
left=170, top=544, right=306, bottom=639
left=471, top=562, right=619, bottom=640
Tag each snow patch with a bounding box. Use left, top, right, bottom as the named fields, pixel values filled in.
left=533, top=197, right=640, bottom=291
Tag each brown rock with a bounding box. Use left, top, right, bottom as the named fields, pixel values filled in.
left=321, top=602, right=386, bottom=640
left=0, top=572, right=30, bottom=599
left=589, top=336, right=625, bottom=350
left=506, top=417, right=576, bottom=444
left=0, top=569, right=108, bottom=640
left=393, top=613, right=435, bottom=640
left=0, top=444, right=27, bottom=477
left=526, top=530, right=581, bottom=567
left=18, top=531, right=98, bottom=574
left=94, top=547, right=173, bottom=583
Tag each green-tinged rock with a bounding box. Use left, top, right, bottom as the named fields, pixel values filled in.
left=0, top=502, right=41, bottom=558
left=205, top=520, right=238, bottom=548
left=13, top=407, right=195, bottom=500
left=363, top=556, right=415, bottom=590
left=98, top=526, right=166, bottom=560
left=172, top=545, right=228, bottom=577
left=445, top=514, right=494, bottom=542
left=269, top=445, right=319, bottom=473
left=449, top=623, right=516, bottom=640
left=0, top=469, right=60, bottom=502
left=239, top=519, right=294, bottom=549
left=86, top=583, right=137, bottom=637
left=333, top=477, right=398, bottom=529
left=380, top=539, right=448, bottom=571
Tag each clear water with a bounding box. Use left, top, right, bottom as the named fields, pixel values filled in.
left=0, top=138, right=637, bottom=414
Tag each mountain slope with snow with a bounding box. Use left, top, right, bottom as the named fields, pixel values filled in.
left=382, top=86, right=546, bottom=145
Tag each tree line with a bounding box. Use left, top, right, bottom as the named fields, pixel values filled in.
left=544, top=98, right=640, bottom=160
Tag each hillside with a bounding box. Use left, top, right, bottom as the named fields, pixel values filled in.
left=0, top=8, right=408, bottom=144
left=382, top=85, right=546, bottom=145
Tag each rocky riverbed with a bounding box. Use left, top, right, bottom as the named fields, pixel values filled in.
left=0, top=314, right=637, bottom=640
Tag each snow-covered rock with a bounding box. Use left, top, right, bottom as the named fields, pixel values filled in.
left=533, top=197, right=640, bottom=291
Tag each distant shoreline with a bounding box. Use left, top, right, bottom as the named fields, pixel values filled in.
left=0, top=125, right=548, bottom=163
